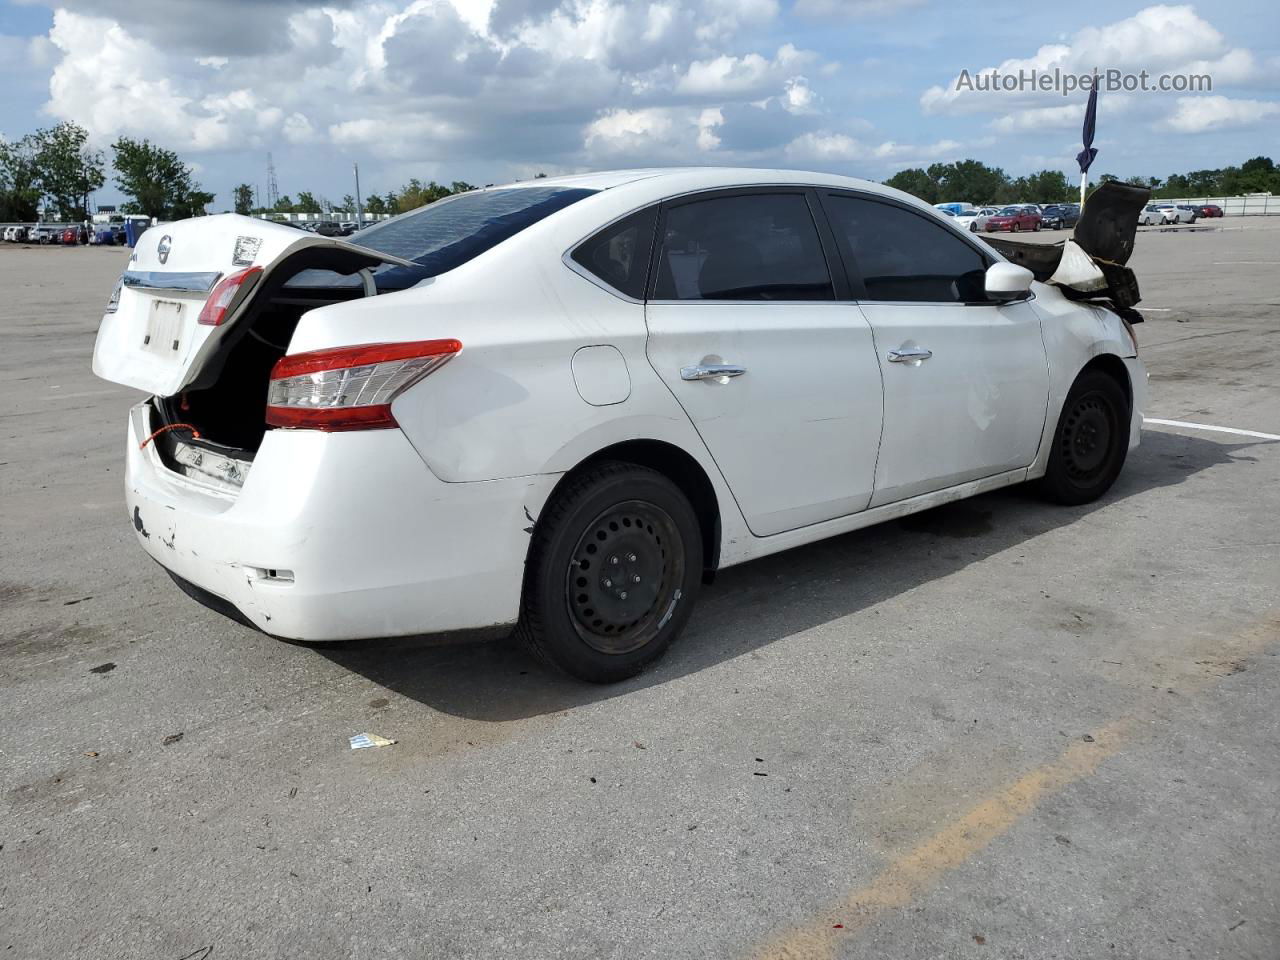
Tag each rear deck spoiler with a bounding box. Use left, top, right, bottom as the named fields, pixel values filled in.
left=982, top=182, right=1151, bottom=310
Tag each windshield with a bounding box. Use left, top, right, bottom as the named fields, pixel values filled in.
left=288, top=185, right=597, bottom=291
left=998, top=207, right=1020, bottom=215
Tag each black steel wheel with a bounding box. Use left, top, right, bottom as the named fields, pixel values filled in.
left=1040, top=370, right=1131, bottom=505
left=565, top=500, right=685, bottom=656
left=517, top=461, right=702, bottom=682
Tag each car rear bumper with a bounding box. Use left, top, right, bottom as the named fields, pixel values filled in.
left=124, top=401, right=557, bottom=641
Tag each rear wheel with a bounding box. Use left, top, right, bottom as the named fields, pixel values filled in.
left=517, top=461, right=702, bottom=683
left=1039, top=370, right=1131, bottom=505
left=1012, top=222, right=1021, bottom=233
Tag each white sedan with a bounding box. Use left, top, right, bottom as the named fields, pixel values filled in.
left=93, top=169, right=1146, bottom=682
left=952, top=209, right=990, bottom=232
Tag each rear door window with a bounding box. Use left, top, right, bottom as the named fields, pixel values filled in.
left=823, top=194, right=990, bottom=302
left=653, top=193, right=833, bottom=301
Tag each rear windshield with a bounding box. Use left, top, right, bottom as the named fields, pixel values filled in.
left=287, top=185, right=597, bottom=291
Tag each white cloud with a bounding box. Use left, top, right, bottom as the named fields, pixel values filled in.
left=696, top=107, right=724, bottom=150
left=794, top=0, right=927, bottom=18
left=785, top=131, right=863, bottom=162
left=675, top=44, right=811, bottom=95
left=584, top=107, right=676, bottom=149
left=921, top=4, right=1263, bottom=118
left=1167, top=95, right=1280, bottom=133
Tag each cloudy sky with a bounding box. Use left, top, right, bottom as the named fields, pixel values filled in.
left=1, top=0, right=1277, bottom=209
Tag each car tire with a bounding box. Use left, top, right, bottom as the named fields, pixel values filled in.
left=970, top=223, right=977, bottom=232
left=516, top=461, right=703, bottom=683
left=1039, top=370, right=1131, bottom=506
left=1012, top=223, right=1020, bottom=233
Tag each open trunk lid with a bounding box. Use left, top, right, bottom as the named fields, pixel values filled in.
left=92, top=214, right=412, bottom=397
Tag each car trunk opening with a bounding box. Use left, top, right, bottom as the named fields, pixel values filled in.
left=146, top=249, right=385, bottom=467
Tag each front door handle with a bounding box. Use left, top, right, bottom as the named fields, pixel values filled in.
left=887, top=347, right=933, bottom=364
left=681, top=363, right=747, bottom=382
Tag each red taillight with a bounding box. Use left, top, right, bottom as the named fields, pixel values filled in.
left=198, top=266, right=263, bottom=326
left=265, top=339, right=462, bottom=432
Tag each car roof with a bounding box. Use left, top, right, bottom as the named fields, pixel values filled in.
left=485, top=166, right=892, bottom=196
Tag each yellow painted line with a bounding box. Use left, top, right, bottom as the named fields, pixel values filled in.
left=755, top=721, right=1131, bottom=960
left=754, top=615, right=1279, bottom=960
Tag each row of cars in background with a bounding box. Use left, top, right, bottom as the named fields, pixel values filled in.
left=1139, top=202, right=1223, bottom=225
left=934, top=202, right=1080, bottom=234
left=2, top=220, right=140, bottom=245
left=2, top=216, right=370, bottom=249
left=934, top=200, right=1225, bottom=234
left=3, top=224, right=94, bottom=245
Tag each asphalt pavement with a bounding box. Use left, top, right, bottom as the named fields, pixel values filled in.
left=2, top=219, right=1277, bottom=959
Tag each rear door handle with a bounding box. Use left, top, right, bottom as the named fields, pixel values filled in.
left=886, top=347, right=933, bottom=364
left=681, top=363, right=747, bottom=382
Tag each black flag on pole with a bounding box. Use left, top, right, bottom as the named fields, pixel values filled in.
left=1076, top=79, right=1099, bottom=173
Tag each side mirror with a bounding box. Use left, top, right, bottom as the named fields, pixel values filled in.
left=985, top=261, right=1034, bottom=301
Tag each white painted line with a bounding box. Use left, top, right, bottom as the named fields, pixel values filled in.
left=1145, top=418, right=1280, bottom=441
left=1212, top=261, right=1280, bottom=265
left=1140, top=308, right=1173, bottom=312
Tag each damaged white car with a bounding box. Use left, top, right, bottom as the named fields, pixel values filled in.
left=93, top=169, right=1148, bottom=682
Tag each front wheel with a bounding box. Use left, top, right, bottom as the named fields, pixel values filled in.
left=1012, top=222, right=1020, bottom=233
left=970, top=223, right=978, bottom=232
left=516, top=461, right=703, bottom=683
left=1039, top=371, right=1131, bottom=505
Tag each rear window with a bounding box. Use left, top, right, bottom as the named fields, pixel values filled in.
left=288, top=186, right=596, bottom=291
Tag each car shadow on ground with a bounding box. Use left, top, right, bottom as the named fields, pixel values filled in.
left=318, top=430, right=1269, bottom=722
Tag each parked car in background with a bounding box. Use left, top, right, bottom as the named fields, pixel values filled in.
left=1197, top=203, right=1224, bottom=218
left=339, top=221, right=358, bottom=235
left=1139, top=205, right=1165, bottom=226
left=28, top=225, right=57, bottom=244
left=60, top=227, right=80, bottom=245
left=934, top=202, right=977, bottom=216
left=93, top=225, right=126, bottom=245
left=92, top=168, right=1145, bottom=682
left=1153, top=203, right=1196, bottom=224
left=985, top=205, right=1041, bottom=232
left=1039, top=204, right=1080, bottom=230
left=313, top=221, right=345, bottom=237
left=3, top=225, right=30, bottom=242
left=953, top=209, right=991, bottom=232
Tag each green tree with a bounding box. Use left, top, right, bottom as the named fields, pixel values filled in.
left=0, top=134, right=42, bottom=221
left=883, top=168, right=939, bottom=203
left=295, top=190, right=320, bottom=212
left=1020, top=170, right=1071, bottom=203
left=33, top=122, right=105, bottom=220
left=930, top=160, right=1008, bottom=205
left=449, top=180, right=476, bottom=194
left=341, top=194, right=356, bottom=214
left=272, top=194, right=295, bottom=213
left=364, top=194, right=387, bottom=215
left=111, top=137, right=210, bottom=219
left=233, top=183, right=254, bottom=215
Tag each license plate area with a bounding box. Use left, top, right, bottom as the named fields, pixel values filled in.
left=144, top=299, right=185, bottom=355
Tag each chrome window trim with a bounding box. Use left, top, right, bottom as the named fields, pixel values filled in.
left=561, top=251, right=644, bottom=304
left=121, top=270, right=222, bottom=294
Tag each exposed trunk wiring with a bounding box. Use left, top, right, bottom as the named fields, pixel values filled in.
left=140, top=422, right=201, bottom=449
